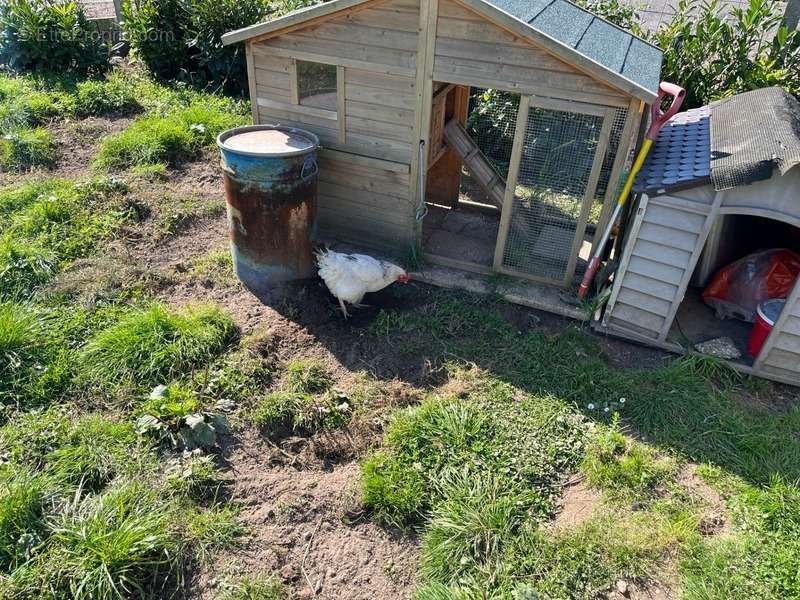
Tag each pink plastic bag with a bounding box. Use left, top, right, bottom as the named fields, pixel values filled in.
left=702, top=249, right=800, bottom=322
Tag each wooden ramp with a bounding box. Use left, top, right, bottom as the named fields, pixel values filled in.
left=443, top=120, right=506, bottom=209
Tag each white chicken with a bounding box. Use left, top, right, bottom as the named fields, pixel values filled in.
left=316, top=249, right=410, bottom=318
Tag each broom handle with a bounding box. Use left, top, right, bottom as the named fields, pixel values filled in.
left=577, top=82, right=686, bottom=300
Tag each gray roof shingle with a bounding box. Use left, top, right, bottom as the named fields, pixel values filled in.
left=487, top=0, right=663, bottom=96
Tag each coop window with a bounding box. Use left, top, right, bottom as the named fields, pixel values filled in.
left=296, top=60, right=338, bottom=112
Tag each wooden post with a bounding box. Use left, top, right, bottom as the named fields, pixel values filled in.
left=493, top=94, right=530, bottom=270
left=409, top=0, right=440, bottom=248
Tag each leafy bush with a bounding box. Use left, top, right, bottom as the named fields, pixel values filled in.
left=78, top=303, right=236, bottom=389
left=0, top=0, right=109, bottom=75
left=655, top=0, right=800, bottom=108
left=122, top=0, right=279, bottom=95
left=0, top=127, right=55, bottom=170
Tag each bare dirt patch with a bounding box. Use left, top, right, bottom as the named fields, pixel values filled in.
left=198, top=432, right=418, bottom=600
left=676, top=464, right=731, bottom=538
left=549, top=476, right=603, bottom=531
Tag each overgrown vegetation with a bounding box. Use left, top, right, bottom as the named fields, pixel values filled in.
left=0, top=0, right=109, bottom=75
left=121, top=0, right=313, bottom=95
left=580, top=0, right=800, bottom=108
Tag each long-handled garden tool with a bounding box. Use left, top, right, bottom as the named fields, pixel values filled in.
left=578, top=81, right=686, bottom=300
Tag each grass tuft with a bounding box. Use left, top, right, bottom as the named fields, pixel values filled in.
left=0, top=128, right=56, bottom=171
left=93, top=101, right=246, bottom=171
left=78, top=303, right=236, bottom=390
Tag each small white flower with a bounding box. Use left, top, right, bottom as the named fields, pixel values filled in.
left=604, top=407, right=610, bottom=413
left=619, top=397, right=626, bottom=404
left=587, top=403, right=595, bottom=410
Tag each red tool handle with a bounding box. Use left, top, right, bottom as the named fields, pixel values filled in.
left=645, top=82, right=686, bottom=141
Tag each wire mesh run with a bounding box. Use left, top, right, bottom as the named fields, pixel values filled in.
left=590, top=107, right=629, bottom=228
left=459, top=89, right=520, bottom=205
left=502, top=107, right=605, bottom=282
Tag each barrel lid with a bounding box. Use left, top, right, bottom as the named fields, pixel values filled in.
left=217, top=125, right=319, bottom=158
left=757, top=298, right=786, bottom=326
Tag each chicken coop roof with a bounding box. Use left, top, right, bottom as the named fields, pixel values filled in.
left=634, top=87, right=800, bottom=196
left=221, top=0, right=662, bottom=102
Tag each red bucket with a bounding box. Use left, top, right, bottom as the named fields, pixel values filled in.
left=748, top=299, right=786, bottom=358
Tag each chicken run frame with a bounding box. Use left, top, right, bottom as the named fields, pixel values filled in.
left=222, top=0, right=663, bottom=290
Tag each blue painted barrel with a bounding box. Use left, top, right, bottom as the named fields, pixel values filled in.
left=217, top=125, right=320, bottom=298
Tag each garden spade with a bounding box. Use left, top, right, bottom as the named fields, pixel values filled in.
left=578, top=81, right=686, bottom=300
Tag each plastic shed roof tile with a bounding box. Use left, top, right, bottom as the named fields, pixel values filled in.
left=633, top=106, right=711, bottom=195
left=530, top=1, right=594, bottom=47
left=576, top=18, right=631, bottom=73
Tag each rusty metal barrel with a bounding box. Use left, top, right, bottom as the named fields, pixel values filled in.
left=217, top=125, right=320, bottom=298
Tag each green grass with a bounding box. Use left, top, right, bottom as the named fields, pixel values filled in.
left=187, top=247, right=236, bottom=286
left=43, top=480, right=183, bottom=599
left=220, top=573, right=285, bottom=600
left=0, top=468, right=51, bottom=573
left=45, top=415, right=137, bottom=491
left=0, top=128, right=56, bottom=171
left=94, top=101, right=247, bottom=171
left=78, top=303, right=236, bottom=391
left=249, top=359, right=353, bottom=435
left=582, top=415, right=678, bottom=501
left=0, top=178, right=136, bottom=300
left=362, top=368, right=587, bottom=528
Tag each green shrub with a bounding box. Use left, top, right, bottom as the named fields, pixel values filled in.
left=0, top=127, right=55, bottom=170
left=78, top=303, right=236, bottom=389
left=93, top=101, right=246, bottom=170
left=0, top=467, right=51, bottom=573
left=121, top=0, right=282, bottom=95
left=655, top=0, right=800, bottom=108
left=0, top=0, right=109, bottom=75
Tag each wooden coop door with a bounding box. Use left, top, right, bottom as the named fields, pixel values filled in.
left=495, top=96, right=616, bottom=285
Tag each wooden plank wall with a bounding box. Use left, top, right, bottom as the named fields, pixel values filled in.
left=605, top=191, right=714, bottom=339
left=249, top=0, right=420, bottom=249
left=432, top=0, right=628, bottom=107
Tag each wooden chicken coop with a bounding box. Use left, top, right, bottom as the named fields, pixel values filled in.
left=599, top=87, right=800, bottom=386
left=222, top=0, right=663, bottom=290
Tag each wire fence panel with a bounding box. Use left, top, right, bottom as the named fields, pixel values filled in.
left=502, top=106, right=605, bottom=282
left=458, top=89, right=520, bottom=205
